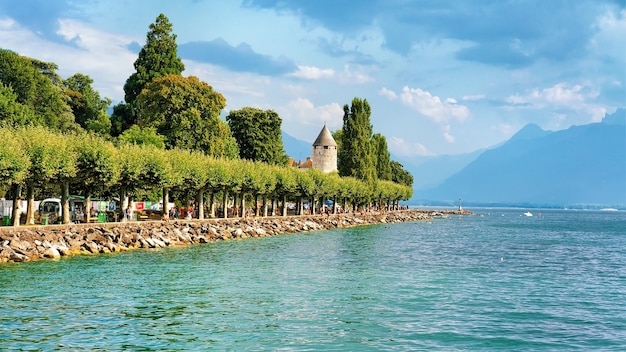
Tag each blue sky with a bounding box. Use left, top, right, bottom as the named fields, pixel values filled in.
left=0, top=0, right=624, bottom=158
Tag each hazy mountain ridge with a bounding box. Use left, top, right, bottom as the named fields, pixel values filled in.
left=396, top=151, right=484, bottom=190
left=416, top=109, right=626, bottom=207
left=282, top=132, right=312, bottom=162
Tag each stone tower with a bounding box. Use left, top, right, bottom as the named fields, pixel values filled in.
left=312, top=124, right=338, bottom=173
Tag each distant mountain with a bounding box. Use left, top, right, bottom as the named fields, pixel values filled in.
left=398, top=150, right=485, bottom=190
left=282, top=132, right=311, bottom=161
left=417, top=109, right=626, bottom=207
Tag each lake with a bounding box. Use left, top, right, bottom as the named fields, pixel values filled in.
left=1, top=208, right=625, bottom=350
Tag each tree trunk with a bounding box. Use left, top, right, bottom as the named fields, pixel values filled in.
left=240, top=192, right=245, bottom=218
left=61, top=181, right=71, bottom=224
left=120, top=188, right=129, bottom=222
left=262, top=195, right=268, bottom=217
left=282, top=194, right=287, bottom=217
left=222, top=189, right=228, bottom=219
left=26, top=184, right=35, bottom=225
left=196, top=189, right=204, bottom=219
left=254, top=194, right=259, bottom=216
left=209, top=192, right=215, bottom=218
left=85, top=192, right=92, bottom=223
left=272, top=195, right=278, bottom=216
left=162, top=187, right=169, bottom=219
left=10, top=184, right=21, bottom=227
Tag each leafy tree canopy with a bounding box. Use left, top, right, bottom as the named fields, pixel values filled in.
left=136, top=75, right=238, bottom=158
left=112, top=13, right=185, bottom=136
left=0, top=49, right=78, bottom=132
left=226, top=107, right=288, bottom=165
left=64, top=73, right=112, bottom=135
left=124, top=13, right=185, bottom=106
left=390, top=160, right=414, bottom=187
left=118, top=125, right=165, bottom=149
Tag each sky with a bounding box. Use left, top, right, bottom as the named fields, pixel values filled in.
left=0, top=0, right=624, bottom=159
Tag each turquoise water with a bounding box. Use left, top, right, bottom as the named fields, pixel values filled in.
left=1, top=209, right=626, bottom=351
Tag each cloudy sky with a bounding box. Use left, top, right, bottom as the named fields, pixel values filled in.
left=0, top=0, right=624, bottom=158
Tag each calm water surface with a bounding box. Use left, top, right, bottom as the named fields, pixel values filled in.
left=1, top=209, right=626, bottom=351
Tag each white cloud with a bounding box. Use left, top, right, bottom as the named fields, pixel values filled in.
left=0, top=17, right=16, bottom=29
left=289, top=65, right=335, bottom=80
left=388, top=136, right=434, bottom=157
left=507, top=82, right=597, bottom=107
left=589, top=8, right=626, bottom=60
left=442, top=125, right=455, bottom=143
left=277, top=98, right=343, bottom=141
left=506, top=82, right=607, bottom=121
left=398, top=86, right=470, bottom=123
left=378, top=87, right=398, bottom=100
left=337, top=65, right=375, bottom=84
left=462, top=94, right=486, bottom=101
left=492, top=123, right=515, bottom=138
left=0, top=18, right=139, bottom=101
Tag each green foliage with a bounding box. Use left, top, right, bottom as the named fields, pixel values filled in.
left=226, top=107, right=288, bottom=165
left=0, top=84, right=34, bottom=127
left=110, top=102, right=135, bottom=137
left=168, top=148, right=208, bottom=193
left=123, top=14, right=185, bottom=106
left=136, top=75, right=238, bottom=158
left=72, top=133, right=120, bottom=197
left=338, top=97, right=376, bottom=184
left=372, top=133, right=392, bottom=181
left=0, top=49, right=78, bottom=132
left=63, top=73, right=112, bottom=135
left=292, top=168, right=315, bottom=197
left=112, top=14, right=185, bottom=137
left=1, top=125, right=414, bottom=223
left=390, top=160, right=414, bottom=187
left=115, top=143, right=146, bottom=195
left=118, top=125, right=165, bottom=149
left=274, top=167, right=297, bottom=196
left=17, top=127, right=65, bottom=190
left=0, top=128, right=30, bottom=186
left=331, top=129, right=343, bottom=151
left=50, top=132, right=78, bottom=182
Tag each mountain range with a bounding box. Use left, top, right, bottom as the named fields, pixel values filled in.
left=415, top=109, right=626, bottom=207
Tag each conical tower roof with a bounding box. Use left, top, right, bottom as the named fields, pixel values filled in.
left=313, top=124, right=337, bottom=147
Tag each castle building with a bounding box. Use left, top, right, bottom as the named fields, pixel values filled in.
left=312, top=124, right=337, bottom=173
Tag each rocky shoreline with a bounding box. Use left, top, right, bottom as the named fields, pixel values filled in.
left=0, top=209, right=468, bottom=263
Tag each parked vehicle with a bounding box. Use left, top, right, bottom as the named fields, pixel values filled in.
left=38, top=197, right=86, bottom=224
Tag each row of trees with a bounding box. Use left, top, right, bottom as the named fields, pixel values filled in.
left=1, top=127, right=413, bottom=226
left=1, top=13, right=414, bottom=226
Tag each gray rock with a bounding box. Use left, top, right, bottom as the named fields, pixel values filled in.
left=43, top=247, right=61, bottom=259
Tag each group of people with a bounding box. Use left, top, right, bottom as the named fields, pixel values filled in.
left=166, top=207, right=193, bottom=220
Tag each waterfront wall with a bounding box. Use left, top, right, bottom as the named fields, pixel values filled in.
left=0, top=210, right=462, bottom=263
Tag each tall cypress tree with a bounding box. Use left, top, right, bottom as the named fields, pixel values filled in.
left=372, top=133, right=392, bottom=181
left=111, top=13, right=185, bottom=136
left=338, top=97, right=376, bottom=184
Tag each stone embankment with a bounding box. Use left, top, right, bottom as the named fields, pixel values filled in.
left=0, top=210, right=466, bottom=263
